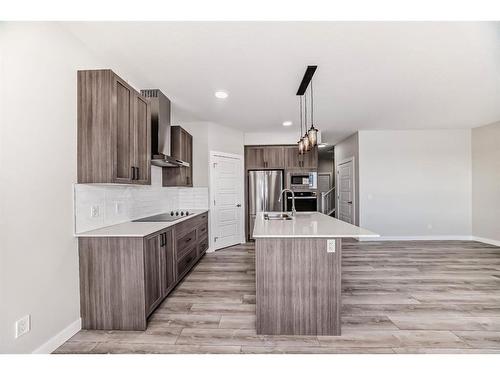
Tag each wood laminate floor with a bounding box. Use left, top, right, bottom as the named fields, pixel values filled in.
left=56, top=240, right=500, bottom=354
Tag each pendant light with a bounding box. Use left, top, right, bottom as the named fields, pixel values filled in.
left=307, top=79, right=319, bottom=147
left=298, top=96, right=305, bottom=154
left=302, top=91, right=310, bottom=152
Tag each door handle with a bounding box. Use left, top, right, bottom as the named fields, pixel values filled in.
left=236, top=204, right=241, bottom=207
left=347, top=201, right=353, bottom=204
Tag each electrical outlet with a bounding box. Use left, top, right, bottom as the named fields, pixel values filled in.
left=327, top=239, right=336, bottom=253
left=90, top=205, right=100, bottom=218
left=15, top=315, right=30, bottom=338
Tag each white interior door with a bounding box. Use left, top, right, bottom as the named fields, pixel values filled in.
left=210, top=152, right=244, bottom=251
left=337, top=160, right=354, bottom=224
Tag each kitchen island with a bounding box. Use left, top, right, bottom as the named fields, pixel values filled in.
left=253, top=211, right=378, bottom=336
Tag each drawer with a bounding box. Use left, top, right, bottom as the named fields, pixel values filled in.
left=174, top=212, right=208, bottom=236
left=197, top=212, right=208, bottom=223
left=177, top=245, right=197, bottom=277
left=197, top=222, right=208, bottom=238
left=176, top=229, right=196, bottom=259
left=198, top=235, right=209, bottom=256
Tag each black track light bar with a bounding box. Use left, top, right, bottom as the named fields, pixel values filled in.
left=296, top=65, right=317, bottom=96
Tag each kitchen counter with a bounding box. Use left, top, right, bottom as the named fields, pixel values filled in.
left=75, top=210, right=209, bottom=237
left=253, top=211, right=379, bottom=238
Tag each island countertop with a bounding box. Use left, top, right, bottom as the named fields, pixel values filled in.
left=252, top=211, right=379, bottom=238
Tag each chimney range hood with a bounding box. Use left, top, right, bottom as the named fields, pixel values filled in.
left=140, top=89, right=190, bottom=168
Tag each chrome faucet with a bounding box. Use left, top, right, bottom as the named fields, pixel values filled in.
left=278, top=188, right=296, bottom=217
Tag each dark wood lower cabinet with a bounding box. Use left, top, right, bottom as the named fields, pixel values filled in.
left=78, top=213, right=208, bottom=330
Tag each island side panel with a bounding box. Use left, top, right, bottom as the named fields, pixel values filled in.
left=255, top=237, right=342, bottom=336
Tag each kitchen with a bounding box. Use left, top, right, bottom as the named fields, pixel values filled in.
left=2, top=20, right=500, bottom=363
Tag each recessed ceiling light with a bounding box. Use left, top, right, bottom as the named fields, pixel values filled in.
left=215, top=91, right=228, bottom=99
left=282, top=121, right=293, bottom=127
left=318, top=143, right=327, bottom=148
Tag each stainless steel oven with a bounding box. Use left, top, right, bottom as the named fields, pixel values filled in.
left=286, top=191, right=318, bottom=212
left=288, top=171, right=317, bottom=190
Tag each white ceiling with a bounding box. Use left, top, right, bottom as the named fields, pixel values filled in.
left=65, top=22, right=500, bottom=144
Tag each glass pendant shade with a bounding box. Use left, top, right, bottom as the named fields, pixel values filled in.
left=302, top=133, right=310, bottom=151
left=308, top=124, right=318, bottom=147
left=298, top=139, right=305, bottom=154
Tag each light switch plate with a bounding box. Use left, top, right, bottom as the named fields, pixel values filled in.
left=327, top=239, right=336, bottom=253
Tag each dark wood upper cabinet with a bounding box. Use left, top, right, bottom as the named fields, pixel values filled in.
left=284, top=145, right=318, bottom=169
left=263, top=147, right=285, bottom=168
left=301, top=147, right=318, bottom=169
left=133, top=94, right=152, bottom=184
left=245, top=147, right=266, bottom=169
left=284, top=146, right=302, bottom=169
left=245, top=146, right=284, bottom=169
left=77, top=69, right=151, bottom=184
left=162, top=126, right=193, bottom=187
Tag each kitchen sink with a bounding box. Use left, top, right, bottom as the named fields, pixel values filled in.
left=264, top=213, right=293, bottom=221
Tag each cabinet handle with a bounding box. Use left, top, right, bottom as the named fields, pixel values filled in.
left=131, top=166, right=135, bottom=180
left=136, top=167, right=139, bottom=180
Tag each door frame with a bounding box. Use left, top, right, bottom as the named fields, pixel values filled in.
left=209, top=151, right=245, bottom=252
left=336, top=157, right=356, bottom=225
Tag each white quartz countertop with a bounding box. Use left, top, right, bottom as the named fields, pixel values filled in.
left=253, top=212, right=379, bottom=238
left=75, top=210, right=209, bottom=238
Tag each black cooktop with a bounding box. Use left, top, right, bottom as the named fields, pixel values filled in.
left=133, top=210, right=191, bottom=222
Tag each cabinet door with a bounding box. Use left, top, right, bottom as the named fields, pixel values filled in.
left=264, top=147, right=284, bottom=168
left=144, top=235, right=163, bottom=315
left=162, top=127, right=192, bottom=187
left=133, top=94, right=151, bottom=184
left=245, top=147, right=266, bottom=169
left=113, top=77, right=134, bottom=183
left=183, top=130, right=193, bottom=186
left=284, top=146, right=302, bottom=169
left=161, top=229, right=176, bottom=295
left=302, top=147, right=318, bottom=169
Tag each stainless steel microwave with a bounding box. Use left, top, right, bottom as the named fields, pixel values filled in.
left=289, top=172, right=317, bottom=189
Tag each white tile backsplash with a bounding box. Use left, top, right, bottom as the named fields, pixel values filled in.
left=74, top=166, right=209, bottom=233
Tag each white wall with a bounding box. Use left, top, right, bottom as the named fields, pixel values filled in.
left=244, top=131, right=298, bottom=145
left=358, top=130, right=472, bottom=239
left=334, top=133, right=360, bottom=225
left=209, top=122, right=244, bottom=156
left=472, top=122, right=500, bottom=244
left=0, top=23, right=104, bottom=353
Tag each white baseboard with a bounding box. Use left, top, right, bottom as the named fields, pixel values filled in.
left=32, top=318, right=81, bottom=354
left=358, top=235, right=474, bottom=242
left=472, top=236, right=500, bottom=247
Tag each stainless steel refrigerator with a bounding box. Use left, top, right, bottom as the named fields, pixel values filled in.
left=248, top=170, right=284, bottom=240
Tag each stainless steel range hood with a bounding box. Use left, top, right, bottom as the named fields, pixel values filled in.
left=140, top=89, right=190, bottom=168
